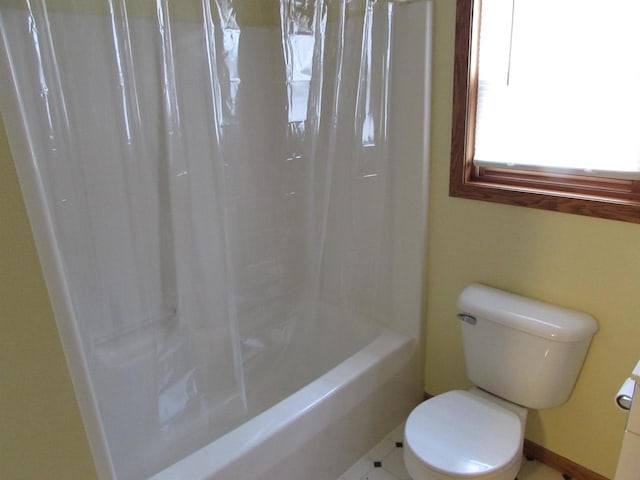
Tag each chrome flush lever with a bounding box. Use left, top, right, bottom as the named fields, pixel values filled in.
left=457, top=313, right=477, bottom=325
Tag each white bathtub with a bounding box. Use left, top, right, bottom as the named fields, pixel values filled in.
left=150, top=326, right=420, bottom=480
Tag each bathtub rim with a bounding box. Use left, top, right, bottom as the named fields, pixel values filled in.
left=150, top=327, right=416, bottom=480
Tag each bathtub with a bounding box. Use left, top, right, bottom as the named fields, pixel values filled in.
left=150, top=322, right=420, bottom=480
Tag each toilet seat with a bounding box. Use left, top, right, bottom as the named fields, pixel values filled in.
left=404, top=390, right=523, bottom=479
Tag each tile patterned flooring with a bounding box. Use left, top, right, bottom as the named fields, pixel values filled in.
left=338, top=423, right=566, bottom=480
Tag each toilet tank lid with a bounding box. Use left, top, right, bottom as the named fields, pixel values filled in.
left=457, top=284, right=598, bottom=342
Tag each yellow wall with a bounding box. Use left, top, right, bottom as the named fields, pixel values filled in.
left=425, top=1, right=638, bottom=477
left=0, top=118, right=97, bottom=479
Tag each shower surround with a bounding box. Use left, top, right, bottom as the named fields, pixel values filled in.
left=0, top=0, right=431, bottom=478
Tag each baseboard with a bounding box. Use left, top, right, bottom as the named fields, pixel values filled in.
left=523, top=439, right=608, bottom=480
left=422, top=392, right=608, bottom=480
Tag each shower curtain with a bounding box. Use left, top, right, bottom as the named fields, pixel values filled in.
left=0, top=0, right=399, bottom=477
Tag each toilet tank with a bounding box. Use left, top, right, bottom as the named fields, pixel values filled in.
left=458, top=284, right=598, bottom=409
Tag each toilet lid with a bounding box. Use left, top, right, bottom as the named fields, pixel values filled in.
left=405, top=390, right=522, bottom=477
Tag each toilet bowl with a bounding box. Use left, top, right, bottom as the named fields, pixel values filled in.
left=404, top=389, right=526, bottom=480
left=403, top=284, right=598, bottom=480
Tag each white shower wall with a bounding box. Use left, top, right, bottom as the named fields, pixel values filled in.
left=0, top=1, right=429, bottom=478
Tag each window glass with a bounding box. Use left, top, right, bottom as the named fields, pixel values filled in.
left=475, top=0, right=640, bottom=178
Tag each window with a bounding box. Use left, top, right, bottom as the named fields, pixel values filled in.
left=449, top=0, right=640, bottom=224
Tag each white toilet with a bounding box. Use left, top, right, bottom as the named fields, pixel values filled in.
left=404, top=284, right=598, bottom=480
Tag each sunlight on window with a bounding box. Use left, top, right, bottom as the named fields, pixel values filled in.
left=475, top=0, right=640, bottom=177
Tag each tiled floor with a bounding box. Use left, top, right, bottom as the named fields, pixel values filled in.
left=338, top=423, right=566, bottom=480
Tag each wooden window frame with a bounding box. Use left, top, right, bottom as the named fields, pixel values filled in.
left=449, top=0, right=640, bottom=224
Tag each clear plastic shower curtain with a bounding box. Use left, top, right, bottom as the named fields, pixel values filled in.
left=0, top=0, right=398, bottom=477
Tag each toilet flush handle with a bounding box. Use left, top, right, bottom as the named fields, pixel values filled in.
left=457, top=313, right=477, bottom=325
